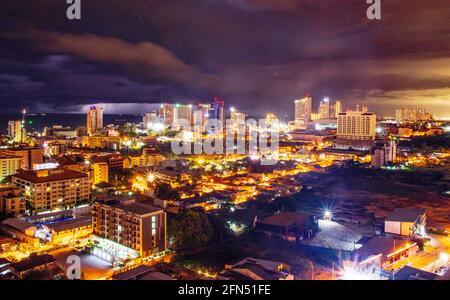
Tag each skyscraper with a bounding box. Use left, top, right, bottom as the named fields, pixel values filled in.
left=318, top=98, right=331, bottom=119
left=294, top=95, right=312, bottom=126
left=159, top=103, right=175, bottom=127
left=193, top=103, right=211, bottom=130
left=86, top=106, right=104, bottom=135
left=330, top=100, right=342, bottom=119
left=210, top=97, right=225, bottom=130
left=143, top=111, right=160, bottom=129
left=8, top=120, right=26, bottom=143
left=174, top=104, right=193, bottom=129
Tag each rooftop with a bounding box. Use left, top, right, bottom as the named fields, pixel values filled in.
left=394, top=266, right=438, bottom=280
left=386, top=208, right=426, bottom=223
left=96, top=196, right=162, bottom=216
left=46, top=216, right=92, bottom=233
left=354, top=236, right=412, bottom=262
left=257, top=212, right=313, bottom=228
left=12, top=169, right=88, bottom=183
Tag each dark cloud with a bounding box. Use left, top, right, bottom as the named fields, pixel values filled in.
left=0, top=0, right=449, bottom=117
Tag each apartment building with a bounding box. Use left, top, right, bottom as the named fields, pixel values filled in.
left=1, top=147, right=44, bottom=171
left=11, top=169, right=90, bottom=213
left=92, top=196, right=166, bottom=257
left=0, top=155, right=22, bottom=182
left=0, top=184, right=25, bottom=216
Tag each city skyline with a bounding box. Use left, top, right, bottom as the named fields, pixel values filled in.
left=0, top=1, right=449, bottom=118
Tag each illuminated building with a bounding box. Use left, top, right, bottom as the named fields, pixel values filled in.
left=330, top=100, right=342, bottom=118
left=294, top=96, right=312, bottom=127
left=265, top=113, right=279, bottom=124
left=159, top=103, right=175, bottom=127
left=193, top=103, right=211, bottom=130
left=0, top=184, right=25, bottom=216
left=8, top=120, right=26, bottom=143
left=210, top=97, right=225, bottom=130
left=344, top=236, right=418, bottom=277
left=43, top=125, right=78, bottom=138
left=143, top=111, right=161, bottom=129
left=92, top=196, right=167, bottom=257
left=79, top=135, right=122, bottom=149
left=318, top=98, right=331, bottom=119
left=371, top=139, right=397, bottom=168
left=396, top=108, right=433, bottom=123
left=12, top=169, right=90, bottom=213
left=174, top=103, right=193, bottom=129
left=229, top=107, right=247, bottom=132
left=385, top=208, right=426, bottom=237
left=0, top=155, right=22, bottom=182
left=336, top=111, right=377, bottom=150
left=86, top=106, right=104, bottom=135
left=2, top=147, right=44, bottom=170
left=92, top=161, right=109, bottom=185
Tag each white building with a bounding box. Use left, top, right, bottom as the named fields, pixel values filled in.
left=336, top=111, right=377, bottom=150
left=294, top=96, right=312, bottom=127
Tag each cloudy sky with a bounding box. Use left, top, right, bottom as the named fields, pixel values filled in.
left=0, top=0, right=449, bottom=118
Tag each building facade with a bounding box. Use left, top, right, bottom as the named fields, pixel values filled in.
left=0, top=185, right=25, bottom=216
left=336, top=111, right=377, bottom=150
left=12, top=169, right=90, bottom=213
left=86, top=106, right=104, bottom=135
left=92, top=197, right=166, bottom=257
left=294, top=96, right=312, bottom=127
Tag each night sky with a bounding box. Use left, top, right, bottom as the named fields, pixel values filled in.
left=0, top=0, right=449, bottom=118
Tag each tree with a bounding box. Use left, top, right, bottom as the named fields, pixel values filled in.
left=155, top=183, right=180, bottom=201
left=168, top=210, right=213, bottom=251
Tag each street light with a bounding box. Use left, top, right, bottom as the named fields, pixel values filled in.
left=324, top=210, right=332, bottom=221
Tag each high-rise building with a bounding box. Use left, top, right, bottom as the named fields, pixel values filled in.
left=294, top=96, right=312, bottom=126
left=86, top=106, right=104, bottom=135
left=143, top=111, right=161, bottom=129
left=210, top=97, right=225, bottom=130
left=396, top=108, right=433, bottom=123
left=8, top=120, right=26, bottom=143
left=229, top=107, right=247, bottom=134
left=159, top=103, right=175, bottom=127
left=193, top=103, right=211, bottom=131
left=336, top=111, right=377, bottom=150
left=0, top=155, right=22, bottom=182
left=330, top=100, right=342, bottom=119
left=173, top=104, right=193, bottom=129
left=92, top=197, right=167, bottom=257
left=371, top=139, right=397, bottom=168
left=318, top=98, right=331, bottom=119
left=12, top=169, right=90, bottom=213
left=91, top=161, right=109, bottom=185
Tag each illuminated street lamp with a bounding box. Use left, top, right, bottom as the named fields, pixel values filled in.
left=323, top=210, right=333, bottom=221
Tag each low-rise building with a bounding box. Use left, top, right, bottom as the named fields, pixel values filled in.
left=218, top=257, right=294, bottom=280
left=385, top=208, right=426, bottom=238
left=0, top=184, right=25, bottom=216
left=255, top=212, right=319, bottom=242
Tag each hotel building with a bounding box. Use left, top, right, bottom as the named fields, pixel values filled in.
left=92, top=197, right=166, bottom=258
left=11, top=169, right=90, bottom=213
left=336, top=111, right=377, bottom=150
left=86, top=106, right=104, bottom=135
